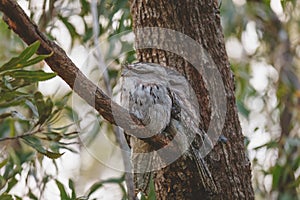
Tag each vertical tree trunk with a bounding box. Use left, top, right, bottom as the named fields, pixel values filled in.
left=129, top=0, right=254, bottom=199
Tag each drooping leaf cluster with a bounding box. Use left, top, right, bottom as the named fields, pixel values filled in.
left=0, top=38, right=84, bottom=199
left=1, top=0, right=134, bottom=199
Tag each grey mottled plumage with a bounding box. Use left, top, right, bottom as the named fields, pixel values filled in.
left=120, top=62, right=217, bottom=196
left=129, top=83, right=172, bottom=136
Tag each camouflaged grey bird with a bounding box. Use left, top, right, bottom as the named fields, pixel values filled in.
left=120, top=62, right=218, bottom=196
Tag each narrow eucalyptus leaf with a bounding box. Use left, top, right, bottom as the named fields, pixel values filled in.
left=0, top=41, right=40, bottom=72
left=22, top=52, right=53, bottom=67
left=55, top=179, right=71, bottom=200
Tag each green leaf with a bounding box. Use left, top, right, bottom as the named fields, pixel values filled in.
left=0, top=175, right=6, bottom=190
left=28, top=189, right=38, bottom=200
left=44, top=132, right=63, bottom=141
left=4, top=70, right=56, bottom=82
left=18, top=151, right=35, bottom=164
left=34, top=92, right=47, bottom=124
left=7, top=177, right=18, bottom=193
left=0, top=91, right=28, bottom=103
left=100, top=176, right=125, bottom=184
left=0, top=159, right=8, bottom=169
left=147, top=178, right=156, bottom=200
left=65, top=106, right=80, bottom=122
left=44, top=151, right=64, bottom=159
left=22, top=135, right=45, bottom=152
left=80, top=0, right=90, bottom=16
left=52, top=123, right=75, bottom=131
left=0, top=97, right=26, bottom=108
left=55, top=179, right=71, bottom=200
left=34, top=92, right=54, bottom=125
left=34, top=91, right=45, bottom=113
left=107, top=68, right=119, bottom=79
left=3, top=158, right=14, bottom=180
left=82, top=27, right=93, bottom=43
left=236, top=100, right=250, bottom=118
left=69, top=179, right=76, bottom=199
left=14, top=196, right=22, bottom=200
left=22, top=135, right=64, bottom=159
left=8, top=119, right=15, bottom=137
left=253, top=141, right=278, bottom=150
left=86, top=176, right=125, bottom=197
left=43, top=97, right=54, bottom=123
left=271, top=165, right=282, bottom=189
left=0, top=193, right=13, bottom=200
left=8, top=148, right=21, bottom=168
left=0, top=41, right=40, bottom=72
left=86, top=182, right=103, bottom=198
left=18, top=41, right=41, bottom=61
left=289, top=175, right=300, bottom=188
left=22, top=53, right=53, bottom=68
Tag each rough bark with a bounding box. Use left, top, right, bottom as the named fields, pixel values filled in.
left=129, top=0, right=254, bottom=199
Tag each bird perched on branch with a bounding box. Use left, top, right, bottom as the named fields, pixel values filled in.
left=120, top=62, right=218, bottom=196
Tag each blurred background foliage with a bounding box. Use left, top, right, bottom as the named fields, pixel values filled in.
left=0, top=0, right=299, bottom=199
left=222, top=0, right=300, bottom=199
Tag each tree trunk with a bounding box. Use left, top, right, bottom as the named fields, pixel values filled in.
left=0, top=0, right=254, bottom=199
left=129, top=0, right=254, bottom=199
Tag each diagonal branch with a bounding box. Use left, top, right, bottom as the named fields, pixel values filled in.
left=0, top=0, right=171, bottom=149
left=0, top=0, right=115, bottom=124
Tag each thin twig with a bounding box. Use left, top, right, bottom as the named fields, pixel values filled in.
left=0, top=129, right=39, bottom=142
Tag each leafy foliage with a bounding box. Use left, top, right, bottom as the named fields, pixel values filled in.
left=222, top=0, right=300, bottom=199
left=0, top=40, right=78, bottom=199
